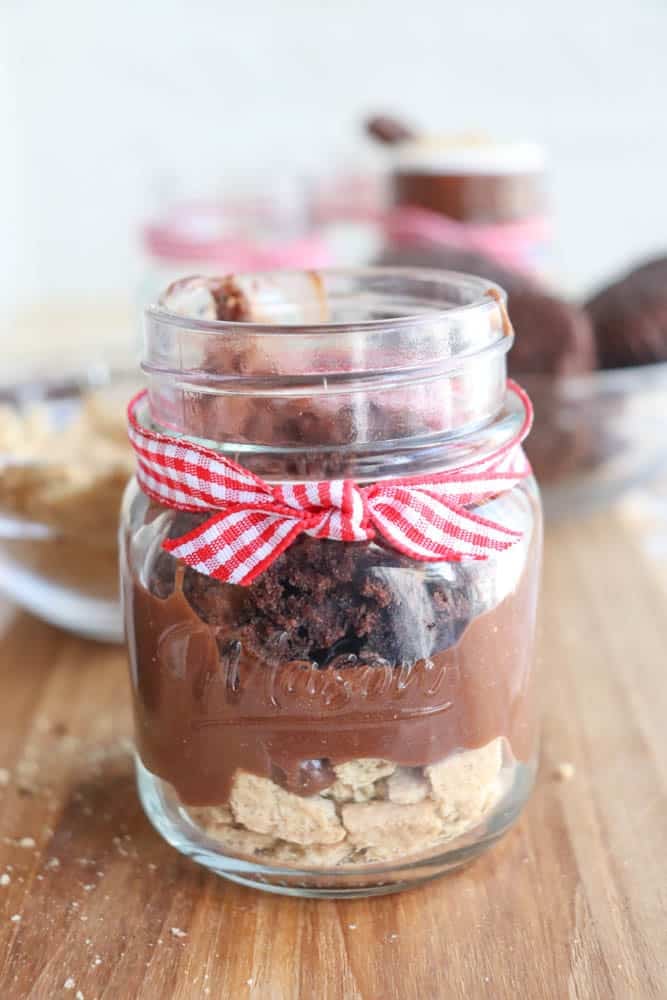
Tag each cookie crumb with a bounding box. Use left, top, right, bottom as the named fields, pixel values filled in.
left=46, top=857, right=60, bottom=869
left=18, top=837, right=36, bottom=849
left=63, top=978, right=75, bottom=990
left=76, top=992, right=84, bottom=1000
left=554, top=762, right=575, bottom=781
left=10, top=914, right=21, bottom=923
left=0, top=873, right=10, bottom=886
left=170, top=927, right=187, bottom=939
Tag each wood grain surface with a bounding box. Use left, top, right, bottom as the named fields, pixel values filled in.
left=0, top=510, right=666, bottom=1000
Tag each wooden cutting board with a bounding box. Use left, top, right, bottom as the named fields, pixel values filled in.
left=0, top=509, right=666, bottom=1000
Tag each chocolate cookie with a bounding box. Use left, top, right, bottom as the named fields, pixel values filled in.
left=375, top=245, right=530, bottom=294
left=506, top=295, right=597, bottom=484
left=376, top=245, right=596, bottom=376
left=586, top=256, right=667, bottom=368
left=506, top=290, right=596, bottom=377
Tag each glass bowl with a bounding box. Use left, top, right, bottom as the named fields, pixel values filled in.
left=522, top=362, right=667, bottom=518
left=0, top=365, right=139, bottom=642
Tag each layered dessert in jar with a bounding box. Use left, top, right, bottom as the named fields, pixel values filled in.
left=122, top=269, right=542, bottom=895
left=366, top=118, right=549, bottom=280
left=391, top=136, right=546, bottom=227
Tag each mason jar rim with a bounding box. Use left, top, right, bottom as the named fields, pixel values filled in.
left=145, top=266, right=507, bottom=337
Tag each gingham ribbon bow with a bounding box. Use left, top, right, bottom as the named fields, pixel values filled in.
left=127, top=382, right=533, bottom=586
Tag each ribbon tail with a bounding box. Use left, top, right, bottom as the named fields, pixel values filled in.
left=163, top=508, right=305, bottom=585
left=368, top=488, right=522, bottom=562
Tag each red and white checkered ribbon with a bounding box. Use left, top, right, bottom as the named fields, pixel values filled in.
left=127, top=382, right=533, bottom=586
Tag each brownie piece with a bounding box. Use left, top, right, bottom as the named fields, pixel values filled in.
left=586, top=256, right=667, bottom=368
left=171, top=534, right=472, bottom=669
left=240, top=536, right=473, bottom=667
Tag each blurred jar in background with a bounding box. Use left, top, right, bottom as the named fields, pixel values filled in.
left=384, top=137, right=550, bottom=279
left=140, top=175, right=332, bottom=307
left=309, top=167, right=387, bottom=267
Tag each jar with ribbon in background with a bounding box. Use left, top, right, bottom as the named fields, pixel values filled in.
left=120, top=268, right=542, bottom=897
left=383, top=138, right=549, bottom=279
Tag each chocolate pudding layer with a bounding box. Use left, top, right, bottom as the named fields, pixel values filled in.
left=124, top=487, right=540, bottom=809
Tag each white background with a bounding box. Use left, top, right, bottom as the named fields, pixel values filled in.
left=1, top=0, right=665, bottom=321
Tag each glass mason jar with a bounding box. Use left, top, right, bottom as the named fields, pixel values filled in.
left=121, top=268, right=542, bottom=898
left=391, top=139, right=547, bottom=223
left=138, top=179, right=331, bottom=311
left=384, top=139, right=550, bottom=279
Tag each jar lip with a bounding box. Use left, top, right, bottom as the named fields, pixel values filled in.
left=145, top=266, right=507, bottom=337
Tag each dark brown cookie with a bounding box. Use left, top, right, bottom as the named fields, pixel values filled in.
left=506, top=290, right=596, bottom=377
left=519, top=377, right=602, bottom=484
left=375, top=245, right=531, bottom=294
left=376, top=245, right=596, bottom=376
left=586, top=256, right=667, bottom=368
